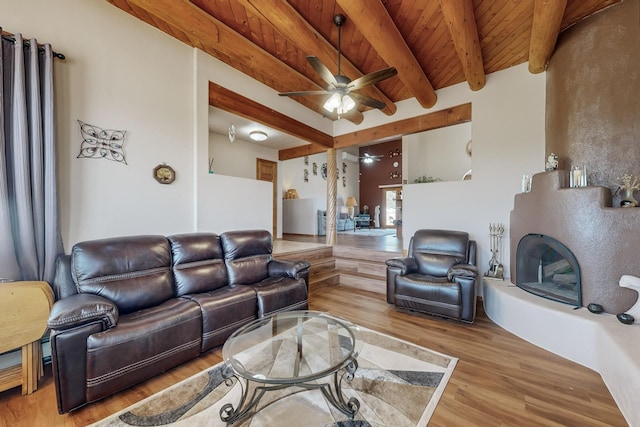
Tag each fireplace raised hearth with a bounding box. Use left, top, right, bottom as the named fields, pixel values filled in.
left=510, top=171, right=639, bottom=314
left=516, top=234, right=581, bottom=306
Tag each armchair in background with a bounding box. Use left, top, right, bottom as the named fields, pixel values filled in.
left=385, top=229, right=479, bottom=323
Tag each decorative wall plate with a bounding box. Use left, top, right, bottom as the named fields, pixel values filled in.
left=153, top=164, right=175, bottom=184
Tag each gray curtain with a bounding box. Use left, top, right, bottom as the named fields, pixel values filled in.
left=0, top=32, right=63, bottom=283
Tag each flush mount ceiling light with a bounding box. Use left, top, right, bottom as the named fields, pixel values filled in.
left=249, top=130, right=268, bottom=141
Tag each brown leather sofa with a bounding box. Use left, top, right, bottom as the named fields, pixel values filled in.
left=385, top=229, right=479, bottom=323
left=47, top=230, right=310, bottom=413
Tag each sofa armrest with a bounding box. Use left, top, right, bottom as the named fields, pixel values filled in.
left=48, top=293, right=119, bottom=331
left=385, top=257, right=418, bottom=275
left=447, top=263, right=479, bottom=281
left=268, top=259, right=311, bottom=278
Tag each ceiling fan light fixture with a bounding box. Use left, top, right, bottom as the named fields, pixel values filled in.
left=323, top=93, right=356, bottom=115
left=323, top=92, right=342, bottom=112
left=249, top=130, right=268, bottom=141
left=339, top=95, right=356, bottom=114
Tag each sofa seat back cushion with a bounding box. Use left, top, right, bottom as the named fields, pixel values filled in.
left=395, top=274, right=462, bottom=319
left=72, top=235, right=175, bottom=314
left=168, top=233, right=228, bottom=296
left=411, top=230, right=470, bottom=277
left=221, top=230, right=273, bottom=286
left=184, top=286, right=257, bottom=352
left=85, top=298, right=202, bottom=402
left=252, top=277, right=308, bottom=317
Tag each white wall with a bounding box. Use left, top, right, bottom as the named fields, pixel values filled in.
left=280, top=148, right=360, bottom=212
left=3, top=0, right=196, bottom=246
left=406, top=122, right=472, bottom=182
left=208, top=131, right=278, bottom=179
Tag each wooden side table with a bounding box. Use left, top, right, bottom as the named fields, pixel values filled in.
left=0, top=281, right=54, bottom=395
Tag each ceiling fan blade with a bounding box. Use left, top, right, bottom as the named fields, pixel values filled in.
left=278, top=90, right=329, bottom=97
left=348, top=67, right=398, bottom=91
left=350, top=92, right=387, bottom=110
left=307, top=56, right=338, bottom=87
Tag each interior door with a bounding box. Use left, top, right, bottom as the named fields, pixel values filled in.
left=256, top=158, right=277, bottom=237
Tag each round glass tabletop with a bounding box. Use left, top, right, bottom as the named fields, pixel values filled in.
left=222, top=310, right=360, bottom=384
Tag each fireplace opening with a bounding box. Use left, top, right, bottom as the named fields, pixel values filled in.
left=516, top=234, right=581, bottom=306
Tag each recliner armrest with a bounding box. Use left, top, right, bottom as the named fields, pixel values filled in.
left=48, top=293, right=119, bottom=331
left=447, top=263, right=479, bottom=281
left=385, top=257, right=418, bottom=275
left=268, top=259, right=311, bottom=278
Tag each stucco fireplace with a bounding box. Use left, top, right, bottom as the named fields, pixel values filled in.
left=510, top=171, right=638, bottom=314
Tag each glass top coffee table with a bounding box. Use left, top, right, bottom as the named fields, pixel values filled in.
left=220, top=310, right=361, bottom=423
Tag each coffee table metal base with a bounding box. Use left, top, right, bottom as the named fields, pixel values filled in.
left=219, top=357, right=360, bottom=424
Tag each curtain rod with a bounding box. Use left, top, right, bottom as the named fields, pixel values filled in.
left=1, top=34, right=65, bottom=60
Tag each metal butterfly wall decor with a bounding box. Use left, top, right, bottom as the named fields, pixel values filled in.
left=77, top=120, right=127, bottom=164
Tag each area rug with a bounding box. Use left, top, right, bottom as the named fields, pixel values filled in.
left=90, top=327, right=457, bottom=427
left=338, top=228, right=396, bottom=237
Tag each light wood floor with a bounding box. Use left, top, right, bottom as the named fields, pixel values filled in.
left=0, top=237, right=628, bottom=426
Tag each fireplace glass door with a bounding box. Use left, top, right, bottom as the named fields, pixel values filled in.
left=516, top=234, right=581, bottom=306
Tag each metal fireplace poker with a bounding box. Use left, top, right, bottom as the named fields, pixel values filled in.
left=485, top=223, right=505, bottom=280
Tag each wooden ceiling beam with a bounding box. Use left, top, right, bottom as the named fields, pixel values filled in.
left=241, top=0, right=397, bottom=116
left=336, top=0, right=437, bottom=109
left=528, top=0, right=567, bottom=73
left=280, top=103, right=471, bottom=160
left=333, top=103, right=471, bottom=149
left=438, top=0, right=486, bottom=91
left=209, top=81, right=333, bottom=148
left=122, top=0, right=365, bottom=124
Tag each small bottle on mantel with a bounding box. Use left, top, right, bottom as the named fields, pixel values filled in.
left=537, top=259, right=543, bottom=283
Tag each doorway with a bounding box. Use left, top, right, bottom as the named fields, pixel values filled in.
left=256, top=158, right=277, bottom=237
left=381, top=187, right=402, bottom=229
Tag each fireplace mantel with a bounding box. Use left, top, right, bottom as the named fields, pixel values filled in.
left=510, top=170, right=639, bottom=314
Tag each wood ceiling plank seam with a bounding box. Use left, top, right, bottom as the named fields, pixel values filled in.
left=413, top=21, right=463, bottom=89
left=475, top=0, right=532, bottom=45
left=401, top=0, right=439, bottom=48
left=408, top=5, right=454, bottom=76
left=389, top=0, right=424, bottom=38
left=477, top=1, right=534, bottom=63
left=486, top=30, right=532, bottom=74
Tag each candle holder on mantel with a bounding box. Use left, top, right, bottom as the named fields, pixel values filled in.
left=485, top=223, right=505, bottom=280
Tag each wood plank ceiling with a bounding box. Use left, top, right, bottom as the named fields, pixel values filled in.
left=107, top=0, right=621, bottom=153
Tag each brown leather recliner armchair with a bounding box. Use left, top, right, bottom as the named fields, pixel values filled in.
left=386, top=229, right=479, bottom=323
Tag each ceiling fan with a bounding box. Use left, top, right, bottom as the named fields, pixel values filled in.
left=278, top=14, right=397, bottom=117
left=360, top=148, right=383, bottom=164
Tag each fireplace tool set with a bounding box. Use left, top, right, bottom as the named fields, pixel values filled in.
left=485, top=223, right=505, bottom=279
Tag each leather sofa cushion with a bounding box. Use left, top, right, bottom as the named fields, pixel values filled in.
left=72, top=236, right=174, bottom=314
left=184, top=286, right=257, bottom=351
left=168, top=233, right=228, bottom=296
left=253, top=276, right=308, bottom=317
left=85, top=298, right=202, bottom=402
left=221, top=230, right=272, bottom=286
